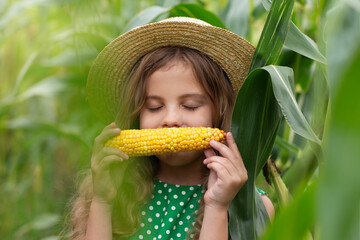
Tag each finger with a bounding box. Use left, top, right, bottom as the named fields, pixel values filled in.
left=209, top=140, right=234, bottom=162
left=226, top=132, right=241, bottom=157
left=210, top=134, right=245, bottom=172
left=93, top=147, right=128, bottom=166
left=204, top=156, right=237, bottom=177
left=204, top=148, right=216, bottom=159
left=206, top=161, right=232, bottom=181
left=94, top=123, right=120, bottom=152
left=206, top=159, right=247, bottom=190
left=97, top=155, right=124, bottom=169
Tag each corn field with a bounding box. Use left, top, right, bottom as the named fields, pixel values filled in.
left=0, top=0, right=359, bottom=239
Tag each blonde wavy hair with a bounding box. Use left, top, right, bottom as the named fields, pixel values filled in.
left=67, top=46, right=235, bottom=240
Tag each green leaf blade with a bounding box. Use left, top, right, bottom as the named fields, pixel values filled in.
left=250, top=0, right=295, bottom=70
left=263, top=65, right=321, bottom=144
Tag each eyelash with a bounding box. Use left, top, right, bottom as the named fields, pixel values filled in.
left=183, top=105, right=198, bottom=111
left=147, top=105, right=199, bottom=111
left=148, top=106, right=163, bottom=111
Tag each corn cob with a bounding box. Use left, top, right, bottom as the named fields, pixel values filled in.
left=105, top=127, right=226, bottom=157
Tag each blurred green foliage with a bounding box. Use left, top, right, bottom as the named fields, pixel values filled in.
left=0, top=0, right=359, bottom=239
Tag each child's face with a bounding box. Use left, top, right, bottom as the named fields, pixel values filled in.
left=139, top=61, right=214, bottom=164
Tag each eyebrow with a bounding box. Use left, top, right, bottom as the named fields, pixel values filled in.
left=146, top=93, right=208, bottom=100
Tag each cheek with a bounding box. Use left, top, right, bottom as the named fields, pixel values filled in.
left=139, top=111, right=148, bottom=129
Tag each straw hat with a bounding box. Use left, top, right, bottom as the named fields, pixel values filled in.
left=87, top=17, right=255, bottom=124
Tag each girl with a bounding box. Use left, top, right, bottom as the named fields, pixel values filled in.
left=70, top=17, right=274, bottom=240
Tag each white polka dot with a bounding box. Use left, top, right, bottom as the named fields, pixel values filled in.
left=195, top=210, right=198, bottom=214
left=168, top=188, right=172, bottom=192
left=155, top=225, right=159, bottom=229
left=182, top=209, right=186, bottom=213
left=169, top=217, right=173, bottom=222
left=166, top=230, right=170, bottom=234
left=162, top=223, right=165, bottom=227
left=164, top=195, right=167, bottom=200
left=190, top=204, right=194, bottom=209
left=177, top=233, right=181, bottom=237
left=173, top=194, right=178, bottom=199
left=139, top=235, right=143, bottom=239
left=181, top=191, right=186, bottom=195
left=175, top=184, right=180, bottom=187
left=158, top=235, right=162, bottom=239
left=156, top=213, right=160, bottom=217
left=141, top=211, right=146, bottom=215
left=164, top=183, right=167, bottom=187
left=140, top=223, right=144, bottom=227
left=163, top=207, right=166, bottom=211
left=148, top=218, right=152, bottom=222
left=193, top=193, right=197, bottom=197
left=165, top=211, right=168, bottom=216
left=190, top=234, right=194, bottom=238
left=177, top=213, right=180, bottom=218
left=157, top=201, right=161, bottom=205
left=158, top=189, right=162, bottom=194
left=192, top=222, right=195, bottom=226
left=153, top=238, right=156, bottom=240
left=179, top=221, right=183, bottom=225
left=167, top=200, right=170, bottom=204
left=149, top=206, right=153, bottom=210
left=173, top=225, right=176, bottom=230
left=184, top=227, right=189, bottom=232
left=171, top=206, right=176, bottom=210
left=190, top=187, right=194, bottom=190
left=180, top=202, right=184, bottom=206
left=147, top=230, right=151, bottom=234
left=187, top=215, right=191, bottom=220
left=151, top=194, right=155, bottom=199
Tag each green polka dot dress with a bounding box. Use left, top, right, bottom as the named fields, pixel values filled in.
left=127, top=179, right=203, bottom=240
left=127, top=180, right=267, bottom=240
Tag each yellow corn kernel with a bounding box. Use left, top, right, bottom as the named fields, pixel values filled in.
left=105, top=127, right=226, bottom=157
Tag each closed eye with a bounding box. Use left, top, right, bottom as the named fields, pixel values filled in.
left=183, top=105, right=199, bottom=111
left=148, top=106, right=163, bottom=111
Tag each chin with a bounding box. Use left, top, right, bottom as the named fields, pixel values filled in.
left=156, top=150, right=205, bottom=167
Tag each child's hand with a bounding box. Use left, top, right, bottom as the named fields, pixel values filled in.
left=203, top=132, right=248, bottom=210
left=91, top=122, right=129, bottom=204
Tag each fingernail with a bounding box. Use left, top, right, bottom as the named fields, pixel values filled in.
left=227, top=132, right=233, bottom=138
left=203, top=159, right=207, bottom=163
left=209, top=140, right=217, bottom=146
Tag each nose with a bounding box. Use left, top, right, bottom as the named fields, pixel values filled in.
left=162, top=108, right=181, bottom=128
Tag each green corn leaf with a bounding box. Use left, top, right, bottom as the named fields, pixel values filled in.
left=229, top=0, right=295, bottom=238
left=261, top=0, right=327, bottom=63
left=169, top=3, right=227, bottom=28
left=230, top=65, right=321, bottom=238
left=230, top=69, right=282, bottom=239
left=285, top=23, right=327, bottom=64
left=250, top=0, right=295, bottom=70
left=261, top=182, right=316, bottom=240
left=275, top=135, right=300, bottom=155
left=122, top=6, right=171, bottom=32
left=123, top=3, right=226, bottom=33
left=222, top=0, right=250, bottom=37
left=263, top=65, right=321, bottom=145
left=318, top=4, right=360, bottom=240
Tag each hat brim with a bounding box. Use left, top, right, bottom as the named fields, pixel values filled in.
left=87, top=17, right=255, bottom=124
